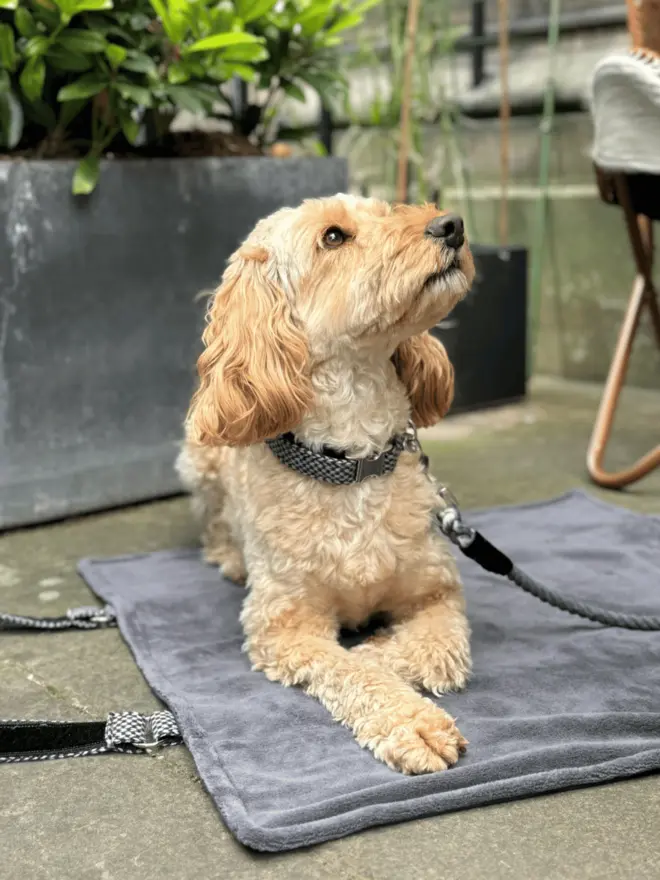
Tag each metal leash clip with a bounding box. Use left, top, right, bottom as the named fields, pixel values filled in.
left=401, top=420, right=421, bottom=454
left=436, top=485, right=461, bottom=512
left=433, top=485, right=476, bottom=549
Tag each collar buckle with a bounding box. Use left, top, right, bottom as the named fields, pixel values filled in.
left=355, top=453, right=387, bottom=482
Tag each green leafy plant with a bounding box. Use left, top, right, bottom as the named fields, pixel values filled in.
left=0, top=0, right=381, bottom=192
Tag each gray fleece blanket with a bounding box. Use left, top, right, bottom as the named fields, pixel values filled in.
left=78, top=491, right=660, bottom=852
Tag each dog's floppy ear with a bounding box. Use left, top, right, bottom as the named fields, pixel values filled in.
left=394, top=332, right=454, bottom=427
left=187, top=246, right=312, bottom=446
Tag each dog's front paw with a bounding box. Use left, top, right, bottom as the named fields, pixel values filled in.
left=203, top=547, right=247, bottom=584
left=413, top=643, right=472, bottom=696
left=363, top=701, right=467, bottom=775
left=354, top=635, right=471, bottom=696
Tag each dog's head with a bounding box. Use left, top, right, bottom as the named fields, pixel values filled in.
left=188, top=194, right=475, bottom=446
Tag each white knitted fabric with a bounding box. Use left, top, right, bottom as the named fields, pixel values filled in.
left=591, top=49, right=660, bottom=175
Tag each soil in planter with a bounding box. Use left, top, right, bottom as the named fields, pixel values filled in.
left=1, top=129, right=264, bottom=162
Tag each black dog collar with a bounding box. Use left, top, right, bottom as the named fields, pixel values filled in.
left=265, top=424, right=419, bottom=485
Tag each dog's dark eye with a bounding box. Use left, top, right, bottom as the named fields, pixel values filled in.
left=322, top=226, right=348, bottom=248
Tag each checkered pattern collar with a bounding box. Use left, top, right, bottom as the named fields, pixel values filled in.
left=265, top=423, right=420, bottom=485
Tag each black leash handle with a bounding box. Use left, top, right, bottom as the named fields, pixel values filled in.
left=0, top=711, right=182, bottom=764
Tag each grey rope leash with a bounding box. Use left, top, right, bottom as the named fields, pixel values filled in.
left=434, top=487, right=660, bottom=632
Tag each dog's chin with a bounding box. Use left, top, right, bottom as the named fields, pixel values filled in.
left=420, top=262, right=469, bottom=299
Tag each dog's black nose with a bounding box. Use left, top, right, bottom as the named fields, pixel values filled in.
left=425, top=214, right=464, bottom=249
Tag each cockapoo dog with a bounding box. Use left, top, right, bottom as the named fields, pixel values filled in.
left=177, top=195, right=475, bottom=774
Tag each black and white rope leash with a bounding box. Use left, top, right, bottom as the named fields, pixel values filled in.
left=0, top=605, right=117, bottom=632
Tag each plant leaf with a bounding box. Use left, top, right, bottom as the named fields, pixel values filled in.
left=23, top=96, right=57, bottom=129
left=353, top=0, right=382, bottom=12
left=120, top=111, right=139, bottom=144
left=68, top=0, right=113, bottom=11
left=167, top=84, right=213, bottom=114
left=105, top=43, right=127, bottom=68
left=23, top=35, right=51, bottom=59
left=220, top=42, right=268, bottom=62
left=0, top=23, right=17, bottom=72
left=57, top=29, right=107, bottom=54
left=72, top=153, right=100, bottom=195
left=194, top=82, right=222, bottom=98
left=309, top=139, right=328, bottom=157
left=30, top=1, right=59, bottom=23
left=295, top=0, right=334, bottom=25
left=166, top=61, right=190, bottom=84
left=227, top=62, right=257, bottom=82
left=166, top=0, right=191, bottom=44
left=148, top=0, right=172, bottom=38
left=297, top=68, right=345, bottom=100
left=0, top=0, right=18, bottom=9
left=129, top=13, right=152, bottom=31
left=294, top=0, right=334, bottom=35
left=57, top=72, right=109, bottom=101
left=326, top=10, right=362, bottom=36
left=58, top=97, right=86, bottom=128
left=206, top=1, right=234, bottom=32
left=0, top=89, right=23, bottom=149
left=15, top=7, right=38, bottom=38
left=19, top=57, right=46, bottom=102
left=184, top=32, right=263, bottom=54
left=316, top=33, right=341, bottom=47
left=235, top=0, right=277, bottom=24
left=114, top=80, right=153, bottom=107
left=120, top=50, right=157, bottom=74
left=282, top=80, right=306, bottom=102
left=46, top=47, right=94, bottom=71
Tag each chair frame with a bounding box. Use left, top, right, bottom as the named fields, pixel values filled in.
left=587, top=172, right=660, bottom=489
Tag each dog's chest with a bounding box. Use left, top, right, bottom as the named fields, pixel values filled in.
left=249, top=455, right=437, bottom=622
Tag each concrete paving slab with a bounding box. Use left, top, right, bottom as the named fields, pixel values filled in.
left=1, top=377, right=659, bottom=879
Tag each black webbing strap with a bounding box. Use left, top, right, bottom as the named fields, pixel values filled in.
left=0, top=711, right=182, bottom=764
left=0, top=720, right=108, bottom=761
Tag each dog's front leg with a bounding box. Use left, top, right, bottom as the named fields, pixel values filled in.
left=355, top=588, right=472, bottom=696
left=242, top=587, right=467, bottom=774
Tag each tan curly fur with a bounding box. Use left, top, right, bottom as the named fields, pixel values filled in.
left=178, top=194, right=476, bottom=775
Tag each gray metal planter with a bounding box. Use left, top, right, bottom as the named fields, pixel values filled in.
left=0, top=157, right=348, bottom=528
left=432, top=245, right=528, bottom=414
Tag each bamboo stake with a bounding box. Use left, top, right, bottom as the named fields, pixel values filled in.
left=498, top=0, right=510, bottom=245
left=396, top=0, right=421, bottom=204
